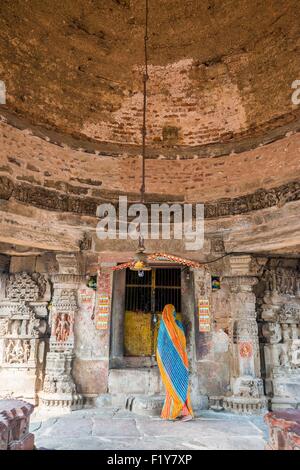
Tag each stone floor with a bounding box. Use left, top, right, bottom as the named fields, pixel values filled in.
left=30, top=407, right=269, bottom=450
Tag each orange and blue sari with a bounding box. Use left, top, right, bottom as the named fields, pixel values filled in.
left=156, top=304, right=193, bottom=420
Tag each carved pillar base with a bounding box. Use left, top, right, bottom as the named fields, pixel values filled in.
left=223, top=377, right=267, bottom=414
left=39, top=352, right=83, bottom=412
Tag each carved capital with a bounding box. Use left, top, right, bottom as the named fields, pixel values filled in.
left=56, top=254, right=79, bottom=275
left=226, top=276, right=258, bottom=293
left=229, top=255, right=252, bottom=276
left=51, top=274, right=85, bottom=287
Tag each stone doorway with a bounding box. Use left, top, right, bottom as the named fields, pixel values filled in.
left=124, top=267, right=182, bottom=358
left=108, top=265, right=193, bottom=409
left=110, top=265, right=186, bottom=368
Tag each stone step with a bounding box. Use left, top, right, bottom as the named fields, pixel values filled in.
left=108, top=367, right=163, bottom=395
left=98, top=367, right=165, bottom=416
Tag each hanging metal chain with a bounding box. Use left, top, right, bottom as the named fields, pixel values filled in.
left=140, top=0, right=149, bottom=204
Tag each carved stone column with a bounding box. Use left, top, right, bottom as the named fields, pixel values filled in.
left=39, top=254, right=84, bottom=411
left=223, top=255, right=267, bottom=413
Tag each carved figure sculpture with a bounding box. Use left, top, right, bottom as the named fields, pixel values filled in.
left=55, top=313, right=70, bottom=342
left=262, top=322, right=282, bottom=344
left=279, top=345, right=290, bottom=367
left=5, top=339, right=26, bottom=363
left=27, top=312, right=40, bottom=337
left=290, top=340, right=300, bottom=366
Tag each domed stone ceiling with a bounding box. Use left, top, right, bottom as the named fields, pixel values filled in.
left=0, top=0, right=300, bottom=150
left=0, top=0, right=300, bottom=257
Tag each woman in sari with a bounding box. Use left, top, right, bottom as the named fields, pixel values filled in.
left=156, top=304, right=194, bottom=421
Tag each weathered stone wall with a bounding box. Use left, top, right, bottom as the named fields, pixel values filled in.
left=191, top=265, right=231, bottom=404
left=73, top=263, right=113, bottom=398
left=1, top=121, right=300, bottom=207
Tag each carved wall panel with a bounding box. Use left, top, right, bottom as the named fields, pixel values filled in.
left=0, top=271, right=50, bottom=404
left=260, top=262, right=300, bottom=409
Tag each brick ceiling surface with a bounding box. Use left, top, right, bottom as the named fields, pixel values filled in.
left=0, top=0, right=299, bottom=150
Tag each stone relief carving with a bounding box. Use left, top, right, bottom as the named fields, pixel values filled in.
left=278, top=344, right=290, bottom=367
left=79, top=232, right=92, bottom=251
left=237, top=319, right=258, bottom=341
left=234, top=378, right=264, bottom=398
left=31, top=273, right=47, bottom=298
left=27, top=311, right=41, bottom=337
left=54, top=313, right=73, bottom=343
left=290, top=340, right=300, bottom=366
left=210, top=237, right=225, bottom=253
left=262, top=322, right=282, bottom=344
left=6, top=273, right=40, bottom=302
left=278, top=305, right=300, bottom=323
left=52, top=288, right=77, bottom=311
left=49, top=288, right=77, bottom=352
left=5, top=339, right=31, bottom=364
left=263, top=266, right=300, bottom=296
left=260, top=262, right=300, bottom=407
left=1, top=174, right=300, bottom=218
left=0, top=271, right=49, bottom=403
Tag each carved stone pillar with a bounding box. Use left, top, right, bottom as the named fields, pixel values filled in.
left=223, top=255, right=267, bottom=413
left=39, top=254, right=84, bottom=411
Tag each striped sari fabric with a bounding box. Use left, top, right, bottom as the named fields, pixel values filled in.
left=156, top=304, right=193, bottom=420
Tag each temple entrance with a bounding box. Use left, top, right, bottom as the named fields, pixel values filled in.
left=110, top=265, right=188, bottom=370
left=108, top=265, right=189, bottom=404
left=124, top=267, right=182, bottom=357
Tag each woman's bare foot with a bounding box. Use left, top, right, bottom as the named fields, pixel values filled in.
left=180, top=414, right=193, bottom=422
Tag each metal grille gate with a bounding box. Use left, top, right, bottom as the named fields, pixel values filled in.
left=124, top=267, right=181, bottom=357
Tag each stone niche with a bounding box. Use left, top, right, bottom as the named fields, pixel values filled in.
left=258, top=260, right=300, bottom=410
left=0, top=271, right=50, bottom=404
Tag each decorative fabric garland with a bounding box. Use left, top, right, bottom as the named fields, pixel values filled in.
left=111, top=253, right=208, bottom=271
